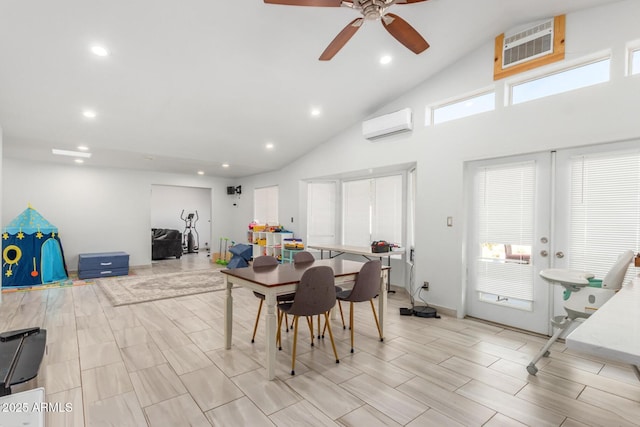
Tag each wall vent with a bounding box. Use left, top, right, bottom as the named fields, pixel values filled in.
left=362, top=108, right=413, bottom=141
left=503, top=18, right=554, bottom=68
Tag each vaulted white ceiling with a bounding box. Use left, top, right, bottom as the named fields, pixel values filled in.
left=0, top=0, right=622, bottom=178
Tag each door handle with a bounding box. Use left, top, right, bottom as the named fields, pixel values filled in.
left=540, top=250, right=548, bottom=257
left=555, top=251, right=565, bottom=259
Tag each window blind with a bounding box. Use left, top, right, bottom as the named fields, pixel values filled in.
left=342, top=175, right=403, bottom=247
left=475, top=161, right=535, bottom=301
left=307, top=181, right=337, bottom=246
left=569, top=151, right=640, bottom=281
left=407, top=168, right=416, bottom=250
left=254, top=186, right=279, bottom=224
left=342, top=179, right=371, bottom=246
left=372, top=175, right=403, bottom=244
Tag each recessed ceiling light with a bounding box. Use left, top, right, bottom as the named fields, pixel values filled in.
left=222, top=163, right=229, bottom=168
left=74, top=159, right=84, bottom=164
left=77, top=145, right=89, bottom=151
left=310, top=108, right=321, bottom=117
left=197, top=171, right=204, bottom=175
left=91, top=45, right=109, bottom=57
left=265, top=143, right=274, bottom=149
left=52, top=149, right=92, bottom=158
left=380, top=55, right=392, bottom=65
left=83, top=110, right=97, bottom=119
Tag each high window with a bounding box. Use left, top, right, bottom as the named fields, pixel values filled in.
left=631, top=48, right=640, bottom=75
left=510, top=57, right=611, bottom=105
left=431, top=92, right=495, bottom=125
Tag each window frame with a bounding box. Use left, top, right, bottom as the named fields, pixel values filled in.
left=627, top=41, right=640, bottom=76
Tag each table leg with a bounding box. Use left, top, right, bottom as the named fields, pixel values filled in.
left=265, top=292, right=277, bottom=380
left=224, top=277, right=233, bottom=350
left=386, top=256, right=395, bottom=294
left=378, top=269, right=388, bottom=339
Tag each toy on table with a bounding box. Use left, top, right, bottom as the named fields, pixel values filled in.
left=283, top=238, right=304, bottom=250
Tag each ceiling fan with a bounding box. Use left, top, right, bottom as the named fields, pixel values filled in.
left=264, top=0, right=430, bottom=60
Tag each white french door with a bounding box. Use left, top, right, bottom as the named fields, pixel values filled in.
left=466, top=153, right=552, bottom=334
left=467, top=141, right=640, bottom=334
left=552, top=141, right=640, bottom=317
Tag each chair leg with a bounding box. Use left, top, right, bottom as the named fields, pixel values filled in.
left=317, top=315, right=321, bottom=339
left=321, top=312, right=328, bottom=338
left=276, top=310, right=284, bottom=351
left=350, top=301, right=355, bottom=353
left=527, top=316, right=572, bottom=375
left=251, top=299, right=263, bottom=343
left=306, top=316, right=314, bottom=347
left=291, top=316, right=299, bottom=375
left=284, top=312, right=289, bottom=333
left=321, top=304, right=342, bottom=338
left=369, top=299, right=383, bottom=342
left=324, top=312, right=339, bottom=364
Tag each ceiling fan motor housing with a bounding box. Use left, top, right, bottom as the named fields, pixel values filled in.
left=352, top=0, right=394, bottom=20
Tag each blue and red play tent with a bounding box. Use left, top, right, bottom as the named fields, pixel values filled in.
left=2, top=205, right=68, bottom=287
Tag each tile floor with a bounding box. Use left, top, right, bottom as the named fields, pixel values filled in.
left=1, top=252, right=639, bottom=426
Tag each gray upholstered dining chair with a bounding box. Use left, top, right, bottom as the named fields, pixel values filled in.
left=292, top=251, right=315, bottom=263
left=335, top=259, right=383, bottom=353
left=253, top=254, right=279, bottom=268
left=293, top=251, right=345, bottom=338
left=250, top=255, right=295, bottom=344
left=276, top=265, right=340, bottom=375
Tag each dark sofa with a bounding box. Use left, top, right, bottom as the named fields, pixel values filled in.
left=151, top=228, right=183, bottom=260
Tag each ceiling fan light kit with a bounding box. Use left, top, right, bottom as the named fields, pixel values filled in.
left=264, top=0, right=430, bottom=60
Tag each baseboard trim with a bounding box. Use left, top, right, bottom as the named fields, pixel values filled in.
left=427, top=304, right=456, bottom=318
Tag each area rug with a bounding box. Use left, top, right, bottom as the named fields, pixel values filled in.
left=2, top=278, right=94, bottom=293
left=98, top=269, right=228, bottom=306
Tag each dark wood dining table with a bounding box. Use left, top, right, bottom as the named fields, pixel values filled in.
left=221, top=258, right=389, bottom=380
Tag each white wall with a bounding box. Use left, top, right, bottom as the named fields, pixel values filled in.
left=229, top=0, right=640, bottom=314
left=2, top=159, right=232, bottom=270
left=2, top=1, right=638, bottom=312
left=151, top=185, right=212, bottom=251
left=0, top=125, right=3, bottom=303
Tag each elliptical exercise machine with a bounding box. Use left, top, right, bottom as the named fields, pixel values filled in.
left=180, top=210, right=199, bottom=254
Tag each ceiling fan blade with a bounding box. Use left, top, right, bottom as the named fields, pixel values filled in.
left=381, top=13, right=429, bottom=54
left=319, top=18, right=364, bottom=61
left=394, top=0, right=429, bottom=3
left=264, top=0, right=342, bottom=6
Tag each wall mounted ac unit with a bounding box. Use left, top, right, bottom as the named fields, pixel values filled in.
left=503, top=18, right=554, bottom=69
left=362, top=108, right=413, bottom=141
